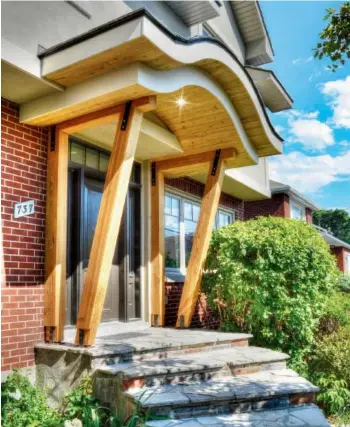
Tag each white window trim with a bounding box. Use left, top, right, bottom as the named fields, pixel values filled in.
left=290, top=199, right=306, bottom=221
left=165, top=186, right=235, bottom=276
left=345, top=253, right=350, bottom=275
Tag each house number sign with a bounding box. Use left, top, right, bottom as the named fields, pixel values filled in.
left=13, top=200, right=35, bottom=219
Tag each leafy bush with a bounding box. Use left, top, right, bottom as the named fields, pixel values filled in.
left=2, top=372, right=154, bottom=427
left=308, top=327, right=350, bottom=417
left=1, top=370, right=60, bottom=427
left=203, top=217, right=338, bottom=361
left=318, top=291, right=350, bottom=335
left=339, top=273, right=350, bottom=293
left=60, top=376, right=112, bottom=426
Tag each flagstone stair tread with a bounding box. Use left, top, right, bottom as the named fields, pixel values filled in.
left=126, top=369, right=318, bottom=408
left=145, top=404, right=330, bottom=427
left=99, top=346, right=289, bottom=378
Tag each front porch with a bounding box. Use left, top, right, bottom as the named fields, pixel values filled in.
left=18, top=9, right=285, bottom=347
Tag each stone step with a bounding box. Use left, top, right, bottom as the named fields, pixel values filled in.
left=125, top=369, right=318, bottom=419
left=97, top=346, right=289, bottom=390
left=36, top=329, right=251, bottom=369
left=145, top=404, right=330, bottom=427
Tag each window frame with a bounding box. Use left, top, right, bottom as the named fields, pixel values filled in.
left=164, top=187, right=235, bottom=275
left=345, top=252, right=350, bottom=275
left=290, top=199, right=306, bottom=221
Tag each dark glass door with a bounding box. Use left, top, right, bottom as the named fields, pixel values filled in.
left=66, top=152, right=141, bottom=325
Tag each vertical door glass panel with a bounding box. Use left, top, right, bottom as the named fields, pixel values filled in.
left=99, top=154, right=109, bottom=172
left=165, top=195, right=180, bottom=268
left=70, top=142, right=85, bottom=165
left=86, top=148, right=99, bottom=169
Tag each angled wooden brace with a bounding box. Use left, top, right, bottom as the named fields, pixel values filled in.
left=75, top=96, right=156, bottom=346
left=176, top=150, right=226, bottom=328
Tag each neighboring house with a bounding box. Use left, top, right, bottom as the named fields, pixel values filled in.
left=315, top=225, right=350, bottom=275
left=245, top=180, right=350, bottom=274
left=1, top=1, right=293, bottom=372
left=244, top=179, right=318, bottom=224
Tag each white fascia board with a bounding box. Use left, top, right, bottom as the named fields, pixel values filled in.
left=41, top=17, right=144, bottom=76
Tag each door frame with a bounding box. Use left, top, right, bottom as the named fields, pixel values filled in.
left=66, top=138, right=143, bottom=326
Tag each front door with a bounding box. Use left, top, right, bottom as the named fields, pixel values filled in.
left=66, top=139, right=142, bottom=325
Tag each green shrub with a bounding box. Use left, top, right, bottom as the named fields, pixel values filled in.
left=1, top=370, right=61, bottom=427
left=318, top=291, right=350, bottom=335
left=308, top=327, right=350, bottom=416
left=339, top=274, right=350, bottom=293
left=203, top=217, right=338, bottom=360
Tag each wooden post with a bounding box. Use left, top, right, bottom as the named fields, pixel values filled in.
left=176, top=150, right=226, bottom=328
left=44, top=127, right=69, bottom=342
left=150, top=165, right=165, bottom=326
left=75, top=98, right=155, bottom=346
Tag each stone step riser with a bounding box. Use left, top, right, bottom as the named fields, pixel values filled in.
left=131, top=392, right=316, bottom=420
left=121, top=361, right=287, bottom=391
left=91, top=340, right=249, bottom=369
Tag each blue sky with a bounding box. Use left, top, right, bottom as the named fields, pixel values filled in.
left=260, top=1, right=350, bottom=210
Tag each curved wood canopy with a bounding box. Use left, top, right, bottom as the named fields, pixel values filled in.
left=21, top=10, right=283, bottom=167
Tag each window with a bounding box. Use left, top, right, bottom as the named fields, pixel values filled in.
left=164, top=191, right=234, bottom=273
left=345, top=253, right=350, bottom=275
left=290, top=200, right=306, bottom=220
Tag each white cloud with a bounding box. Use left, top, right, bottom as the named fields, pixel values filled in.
left=292, top=58, right=302, bottom=65
left=280, top=110, right=334, bottom=150
left=269, top=151, right=350, bottom=194
left=306, top=56, right=314, bottom=62
left=321, top=76, right=350, bottom=128
left=289, top=118, right=334, bottom=150
left=308, top=70, right=321, bottom=82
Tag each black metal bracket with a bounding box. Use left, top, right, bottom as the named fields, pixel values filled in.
left=121, top=101, right=132, bottom=131
left=78, top=329, right=85, bottom=346
left=153, top=314, right=159, bottom=327
left=50, top=126, right=56, bottom=152
left=211, top=149, right=221, bottom=176
left=151, top=162, right=156, bottom=186
left=49, top=326, right=55, bottom=343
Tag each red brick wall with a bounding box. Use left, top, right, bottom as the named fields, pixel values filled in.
left=165, top=177, right=244, bottom=220
left=165, top=282, right=220, bottom=329
left=244, top=193, right=290, bottom=220
left=305, top=208, right=313, bottom=225
left=1, top=98, right=48, bottom=371
left=331, top=247, right=350, bottom=273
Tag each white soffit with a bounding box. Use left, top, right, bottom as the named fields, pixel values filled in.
left=246, top=66, right=293, bottom=112
left=191, top=169, right=270, bottom=201
left=74, top=117, right=183, bottom=161
left=165, top=1, right=221, bottom=26
left=230, top=0, right=273, bottom=66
